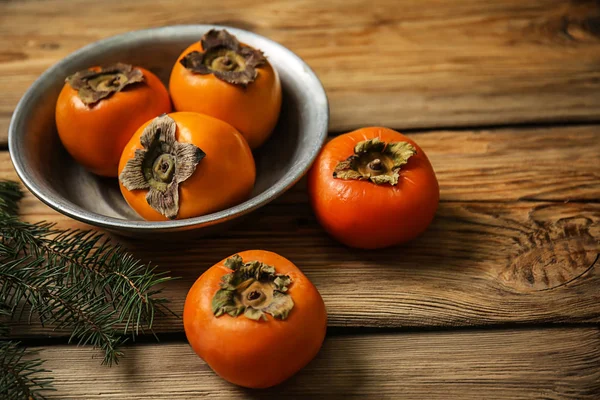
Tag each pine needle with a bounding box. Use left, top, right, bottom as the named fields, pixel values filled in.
left=0, top=180, right=179, bottom=398
left=0, top=341, right=54, bottom=400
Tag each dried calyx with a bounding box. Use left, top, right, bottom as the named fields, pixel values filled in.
left=333, top=138, right=417, bottom=185
left=118, top=114, right=205, bottom=219
left=66, top=63, right=144, bottom=105
left=212, top=254, right=294, bottom=321
left=180, top=29, right=266, bottom=87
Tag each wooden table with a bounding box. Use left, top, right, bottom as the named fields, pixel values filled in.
left=2, top=0, right=600, bottom=398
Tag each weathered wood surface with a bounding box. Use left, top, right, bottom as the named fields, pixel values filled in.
left=2, top=0, right=600, bottom=145
left=29, top=328, right=600, bottom=399
left=3, top=126, right=599, bottom=336
left=2, top=125, right=599, bottom=207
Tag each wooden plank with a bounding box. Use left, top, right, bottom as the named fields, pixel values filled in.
left=6, top=199, right=600, bottom=335
left=3, top=125, right=599, bottom=204
left=2, top=0, right=600, bottom=145
left=28, top=328, right=600, bottom=399
left=2, top=126, right=600, bottom=335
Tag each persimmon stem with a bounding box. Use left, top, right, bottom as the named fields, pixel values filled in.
left=368, top=159, right=383, bottom=171
left=247, top=290, right=261, bottom=300
left=212, top=255, right=294, bottom=321
left=152, top=154, right=175, bottom=183
left=221, top=56, right=233, bottom=66
left=179, top=29, right=266, bottom=86
left=333, top=138, right=416, bottom=186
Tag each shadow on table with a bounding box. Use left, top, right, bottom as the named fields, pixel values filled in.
left=238, top=334, right=367, bottom=399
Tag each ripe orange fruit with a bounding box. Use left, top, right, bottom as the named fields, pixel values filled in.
left=169, top=29, right=282, bottom=150
left=118, top=112, right=255, bottom=221
left=183, top=250, right=327, bottom=388
left=55, top=63, right=171, bottom=177
left=308, top=127, right=439, bottom=249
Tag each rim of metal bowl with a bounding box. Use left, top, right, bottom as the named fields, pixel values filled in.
left=8, top=25, right=329, bottom=233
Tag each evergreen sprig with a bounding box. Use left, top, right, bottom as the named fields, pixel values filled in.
left=0, top=180, right=178, bottom=398
left=0, top=341, right=54, bottom=400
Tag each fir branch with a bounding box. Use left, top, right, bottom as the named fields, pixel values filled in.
left=0, top=262, right=125, bottom=365
left=0, top=180, right=180, bottom=397
left=0, top=181, right=23, bottom=217
left=0, top=341, right=54, bottom=400
left=0, top=306, right=10, bottom=337
left=1, top=221, right=174, bottom=335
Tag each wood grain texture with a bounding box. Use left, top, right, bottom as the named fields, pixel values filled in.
left=28, top=328, right=600, bottom=399
left=2, top=0, right=600, bottom=145
left=2, top=125, right=599, bottom=204
left=2, top=126, right=599, bottom=335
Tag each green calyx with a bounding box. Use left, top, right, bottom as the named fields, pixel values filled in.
left=333, top=138, right=417, bottom=185
left=212, top=254, right=294, bottom=321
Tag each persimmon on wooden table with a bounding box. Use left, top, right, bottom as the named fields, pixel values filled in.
left=1, top=0, right=600, bottom=399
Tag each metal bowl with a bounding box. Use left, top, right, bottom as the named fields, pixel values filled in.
left=8, top=25, right=329, bottom=236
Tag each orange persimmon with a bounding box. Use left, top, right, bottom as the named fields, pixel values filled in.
left=118, top=112, right=255, bottom=221
left=308, top=127, right=439, bottom=249
left=55, top=63, right=171, bottom=177
left=169, top=29, right=282, bottom=150
left=183, top=250, right=327, bottom=388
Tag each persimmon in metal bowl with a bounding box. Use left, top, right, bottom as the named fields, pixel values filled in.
left=9, top=25, right=329, bottom=236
